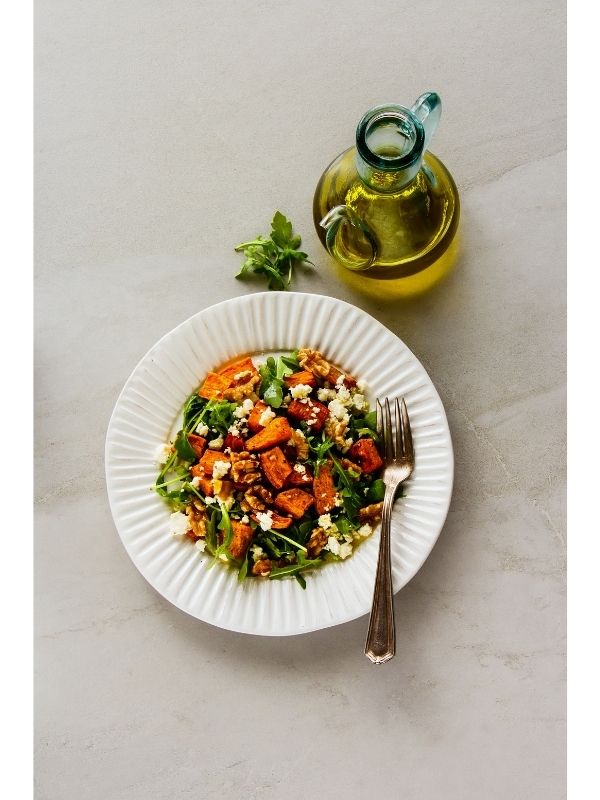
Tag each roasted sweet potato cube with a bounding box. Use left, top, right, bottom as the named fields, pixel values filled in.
left=197, top=449, right=230, bottom=476
left=246, top=417, right=293, bottom=452
left=188, top=434, right=207, bottom=458
left=228, top=521, right=255, bottom=561
left=325, top=365, right=357, bottom=388
left=218, top=356, right=258, bottom=382
left=313, top=462, right=338, bottom=515
left=349, top=438, right=383, bottom=474
left=188, top=469, right=214, bottom=496
left=198, top=372, right=231, bottom=400
left=271, top=512, right=293, bottom=529
left=287, top=399, right=329, bottom=432
left=260, top=447, right=293, bottom=489
left=285, top=464, right=314, bottom=488
left=284, top=370, right=317, bottom=388
left=274, top=488, right=314, bottom=519
left=223, top=433, right=245, bottom=452
left=247, top=400, right=270, bottom=433
left=251, top=511, right=293, bottom=530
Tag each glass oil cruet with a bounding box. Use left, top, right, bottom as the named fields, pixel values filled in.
left=313, top=92, right=459, bottom=279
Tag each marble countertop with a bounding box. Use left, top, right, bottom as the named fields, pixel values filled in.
left=35, top=1, right=566, bottom=798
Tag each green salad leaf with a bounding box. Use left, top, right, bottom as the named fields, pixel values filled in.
left=258, top=355, right=293, bottom=408
left=235, top=212, right=313, bottom=291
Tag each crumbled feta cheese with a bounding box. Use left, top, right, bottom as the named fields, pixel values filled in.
left=318, top=513, right=334, bottom=530
left=317, top=388, right=336, bottom=402
left=290, top=383, right=313, bottom=399
left=328, top=399, right=350, bottom=422
left=154, top=442, right=173, bottom=465
left=204, top=495, right=217, bottom=505
left=255, top=511, right=274, bottom=531
left=168, top=512, right=190, bottom=537
left=195, top=423, right=209, bottom=437
left=212, top=460, right=231, bottom=480
left=251, top=544, right=265, bottom=560
left=339, top=542, right=353, bottom=559
left=233, top=398, right=254, bottom=418
left=258, top=406, right=276, bottom=427
left=227, top=422, right=241, bottom=436
left=208, top=435, right=224, bottom=449
left=357, top=523, right=373, bottom=538
left=293, top=463, right=306, bottom=474
left=351, top=393, right=367, bottom=411
left=191, top=476, right=201, bottom=488
left=241, top=514, right=250, bottom=524
left=334, top=493, right=343, bottom=507
left=195, top=539, right=207, bottom=552
left=326, top=536, right=341, bottom=556
left=336, top=375, right=346, bottom=386
left=336, top=385, right=351, bottom=405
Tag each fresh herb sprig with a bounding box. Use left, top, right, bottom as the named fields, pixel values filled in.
left=235, top=211, right=313, bottom=291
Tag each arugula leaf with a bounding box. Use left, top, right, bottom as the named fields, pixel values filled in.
left=367, top=478, right=386, bottom=503
left=206, top=400, right=237, bottom=435
left=235, top=212, right=313, bottom=291
left=237, top=551, right=250, bottom=582
left=307, top=433, right=335, bottom=474
left=268, top=559, right=323, bottom=581
left=259, top=355, right=293, bottom=409
left=280, top=352, right=301, bottom=372
left=331, top=455, right=363, bottom=522
left=174, top=430, right=197, bottom=461
left=350, top=409, right=380, bottom=441
left=182, top=393, right=208, bottom=432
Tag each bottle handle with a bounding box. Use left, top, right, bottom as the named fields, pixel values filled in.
left=319, top=205, right=378, bottom=271
left=411, top=92, right=442, bottom=151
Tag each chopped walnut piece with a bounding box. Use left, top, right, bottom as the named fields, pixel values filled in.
left=288, top=428, right=309, bottom=461
left=223, top=372, right=260, bottom=403
left=325, top=416, right=349, bottom=450
left=297, top=348, right=355, bottom=387
left=297, top=348, right=332, bottom=379
left=358, top=502, right=383, bottom=523
left=306, top=527, right=328, bottom=558
left=241, top=484, right=274, bottom=513
left=230, top=450, right=261, bottom=487
left=252, top=559, right=272, bottom=576
left=186, top=504, right=207, bottom=538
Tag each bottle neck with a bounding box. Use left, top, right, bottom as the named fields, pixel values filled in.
left=355, top=104, right=425, bottom=193
left=356, top=151, right=421, bottom=193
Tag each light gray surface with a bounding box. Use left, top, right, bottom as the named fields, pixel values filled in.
left=35, top=1, right=566, bottom=798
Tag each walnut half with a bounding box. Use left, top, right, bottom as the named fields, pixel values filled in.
left=230, top=451, right=261, bottom=487
left=358, top=502, right=383, bottom=523
left=306, top=527, right=328, bottom=558
left=241, top=484, right=274, bottom=513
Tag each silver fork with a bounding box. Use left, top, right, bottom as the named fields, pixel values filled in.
left=364, top=398, right=414, bottom=664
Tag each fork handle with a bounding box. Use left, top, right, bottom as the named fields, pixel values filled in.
left=364, top=484, right=397, bottom=664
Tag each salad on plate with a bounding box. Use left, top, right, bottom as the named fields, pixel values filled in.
left=154, top=348, right=386, bottom=588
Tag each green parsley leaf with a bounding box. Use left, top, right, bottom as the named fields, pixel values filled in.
left=235, top=212, right=313, bottom=291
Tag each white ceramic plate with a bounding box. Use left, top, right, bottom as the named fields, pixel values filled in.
left=105, top=292, right=453, bottom=636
